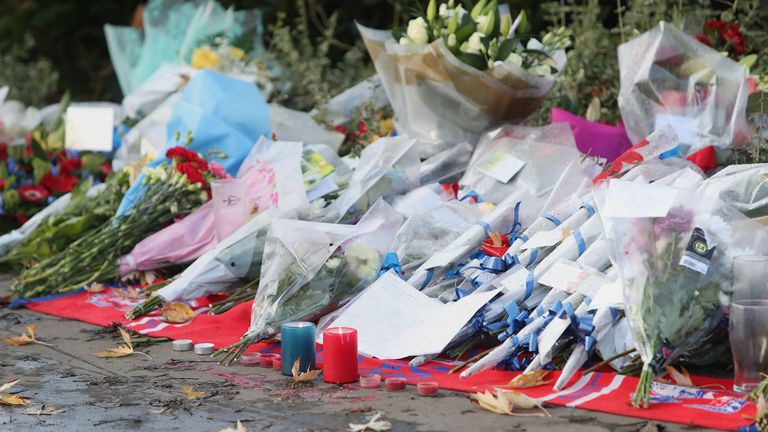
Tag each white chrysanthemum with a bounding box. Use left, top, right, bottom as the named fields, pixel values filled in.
left=406, top=17, right=429, bottom=44
left=460, top=32, right=485, bottom=55
left=345, top=243, right=381, bottom=281
left=696, top=214, right=732, bottom=247
left=504, top=52, right=523, bottom=67
left=529, top=64, right=552, bottom=77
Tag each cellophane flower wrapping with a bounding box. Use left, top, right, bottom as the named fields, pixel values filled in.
left=618, top=21, right=749, bottom=155
left=458, top=123, right=581, bottom=203
left=246, top=199, right=403, bottom=341
left=315, top=136, right=420, bottom=224
left=603, top=182, right=768, bottom=406
left=358, top=24, right=565, bottom=158
left=698, top=164, right=768, bottom=216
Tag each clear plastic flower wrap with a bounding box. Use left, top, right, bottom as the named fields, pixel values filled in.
left=315, top=136, right=420, bottom=223
left=618, top=21, right=750, bottom=154
left=601, top=180, right=768, bottom=407
left=215, top=200, right=403, bottom=363
left=357, top=24, right=566, bottom=158
left=698, top=164, right=768, bottom=216
left=458, top=123, right=581, bottom=204
left=419, top=142, right=473, bottom=185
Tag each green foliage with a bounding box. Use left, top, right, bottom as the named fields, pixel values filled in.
left=0, top=34, right=58, bottom=106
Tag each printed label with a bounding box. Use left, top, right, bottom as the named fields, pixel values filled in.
left=477, top=150, right=526, bottom=183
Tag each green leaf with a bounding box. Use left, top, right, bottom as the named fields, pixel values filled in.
left=51, top=90, right=71, bottom=132
left=585, top=97, right=601, bottom=122
left=739, top=54, right=758, bottom=71
left=456, top=52, right=488, bottom=70
left=30, top=138, right=47, bottom=161
left=454, top=22, right=476, bottom=45
left=31, top=159, right=51, bottom=183
left=470, top=0, right=487, bottom=19
left=516, top=10, right=529, bottom=36
left=496, top=39, right=517, bottom=63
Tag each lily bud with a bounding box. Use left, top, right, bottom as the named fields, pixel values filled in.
left=447, top=9, right=459, bottom=34
left=470, top=0, right=486, bottom=19
left=477, top=10, right=495, bottom=36
left=500, top=14, right=511, bottom=36
left=426, top=0, right=437, bottom=22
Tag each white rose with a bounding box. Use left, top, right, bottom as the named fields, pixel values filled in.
left=460, top=32, right=485, bottom=55
left=406, top=17, right=429, bottom=44
left=504, top=52, right=523, bottom=67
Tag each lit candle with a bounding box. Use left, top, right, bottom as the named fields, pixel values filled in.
left=322, top=327, right=358, bottom=384
left=280, top=322, right=316, bottom=377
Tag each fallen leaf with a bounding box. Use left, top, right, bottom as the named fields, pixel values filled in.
left=23, top=405, right=65, bottom=416
left=84, top=282, right=106, bottom=293
left=349, top=412, right=392, bottom=432
left=218, top=420, right=247, bottom=432
left=508, top=371, right=551, bottom=388
left=162, top=303, right=195, bottom=323
left=0, top=380, right=19, bottom=392
left=114, top=287, right=141, bottom=300
left=663, top=365, right=693, bottom=387
left=182, top=385, right=204, bottom=400
left=291, top=358, right=322, bottom=383
left=141, top=271, right=159, bottom=286
left=94, top=328, right=151, bottom=360
left=3, top=324, right=44, bottom=346
left=470, top=389, right=550, bottom=417
left=0, top=393, right=29, bottom=406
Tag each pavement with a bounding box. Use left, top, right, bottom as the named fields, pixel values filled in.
left=0, top=273, right=708, bottom=432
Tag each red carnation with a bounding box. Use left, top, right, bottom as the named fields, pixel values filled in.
left=100, top=162, right=113, bottom=177
left=18, top=184, right=49, bottom=204
left=40, top=172, right=80, bottom=194
left=166, top=146, right=208, bottom=171
left=0, top=179, right=5, bottom=190
left=58, top=157, right=82, bottom=176
left=703, top=20, right=726, bottom=31
left=176, top=162, right=206, bottom=186
left=0, top=143, right=7, bottom=161
left=16, top=213, right=28, bottom=225
left=721, top=24, right=746, bottom=54
left=696, top=33, right=711, bottom=46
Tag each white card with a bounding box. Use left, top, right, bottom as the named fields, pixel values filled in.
left=539, top=260, right=610, bottom=297
left=654, top=114, right=698, bottom=147
left=588, top=279, right=624, bottom=310
left=65, top=106, right=114, bottom=152
left=477, top=150, right=526, bottom=183
left=601, top=180, right=678, bottom=218
left=500, top=268, right=531, bottom=292
left=520, top=228, right=565, bottom=251
left=537, top=315, right=571, bottom=358
left=306, top=176, right=338, bottom=202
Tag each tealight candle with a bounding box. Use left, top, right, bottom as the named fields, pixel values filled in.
left=417, top=382, right=439, bottom=397
left=322, top=327, right=358, bottom=384
left=259, top=353, right=276, bottom=367
left=280, top=322, right=316, bottom=377
left=240, top=353, right=261, bottom=367
left=359, top=374, right=382, bottom=389
left=385, top=377, right=406, bottom=392
left=272, top=355, right=282, bottom=371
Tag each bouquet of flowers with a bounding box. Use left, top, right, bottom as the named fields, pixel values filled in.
left=11, top=142, right=227, bottom=298
left=618, top=21, right=750, bottom=154
left=603, top=182, right=768, bottom=408
left=0, top=172, right=129, bottom=268
left=358, top=0, right=570, bottom=157
left=216, top=199, right=403, bottom=363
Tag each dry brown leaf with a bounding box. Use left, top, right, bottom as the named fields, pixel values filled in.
left=94, top=328, right=151, bottom=360
left=349, top=413, right=392, bottom=432
left=0, top=380, right=19, bottom=392
left=162, top=303, right=195, bottom=323
left=3, top=324, right=45, bottom=346
left=182, top=385, right=204, bottom=400
left=508, top=371, right=551, bottom=389
left=0, top=393, right=29, bottom=406
left=84, top=282, right=106, bottom=293
left=470, top=389, right=550, bottom=417
left=23, top=405, right=65, bottom=416
left=218, top=420, right=247, bottom=432
left=488, top=232, right=504, bottom=247
left=291, top=359, right=322, bottom=383
left=114, top=287, right=141, bottom=300
left=663, top=365, right=693, bottom=387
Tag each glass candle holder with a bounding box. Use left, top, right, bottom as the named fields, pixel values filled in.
left=732, top=255, right=768, bottom=302
left=211, top=178, right=251, bottom=242
left=730, top=299, right=768, bottom=393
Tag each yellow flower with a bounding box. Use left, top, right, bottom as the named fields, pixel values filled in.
left=379, top=118, right=395, bottom=136
left=191, top=47, right=220, bottom=69
left=228, top=46, right=246, bottom=61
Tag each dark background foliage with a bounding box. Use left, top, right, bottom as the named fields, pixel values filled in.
left=0, top=0, right=753, bottom=105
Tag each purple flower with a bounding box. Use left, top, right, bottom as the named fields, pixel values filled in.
left=653, top=206, right=694, bottom=239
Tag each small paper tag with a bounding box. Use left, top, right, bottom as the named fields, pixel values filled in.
left=499, top=268, right=531, bottom=292
left=537, top=315, right=571, bottom=357
left=654, top=114, right=699, bottom=147
left=65, top=106, right=114, bottom=152
left=539, top=260, right=610, bottom=297
left=477, top=150, right=526, bottom=183
left=306, top=176, right=339, bottom=201
left=588, top=279, right=623, bottom=310
left=520, top=229, right=565, bottom=251
left=302, top=151, right=335, bottom=188
left=679, top=227, right=715, bottom=275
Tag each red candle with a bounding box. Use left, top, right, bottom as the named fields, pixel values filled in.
left=417, top=382, right=438, bottom=396
left=385, top=377, right=406, bottom=392
left=322, top=327, right=358, bottom=384
left=260, top=353, right=276, bottom=367
left=272, top=355, right=282, bottom=371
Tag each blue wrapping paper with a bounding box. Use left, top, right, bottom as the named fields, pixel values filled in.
left=115, top=70, right=269, bottom=217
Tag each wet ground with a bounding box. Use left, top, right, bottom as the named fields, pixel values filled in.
left=0, top=274, right=708, bottom=432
